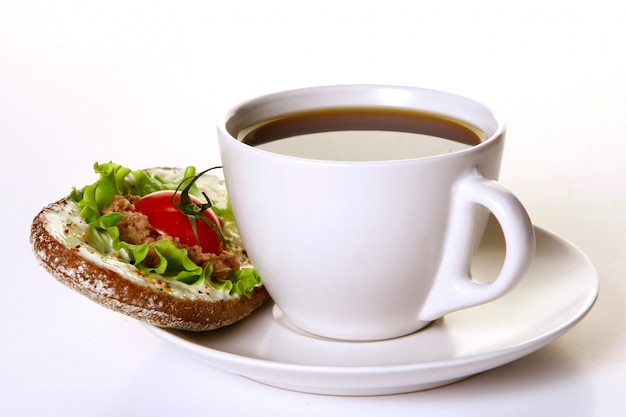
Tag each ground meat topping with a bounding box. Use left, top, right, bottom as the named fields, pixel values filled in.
left=101, top=194, right=239, bottom=279
left=102, top=195, right=155, bottom=245
left=185, top=246, right=240, bottom=281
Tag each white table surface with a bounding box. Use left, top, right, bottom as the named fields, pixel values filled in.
left=2, top=1, right=624, bottom=416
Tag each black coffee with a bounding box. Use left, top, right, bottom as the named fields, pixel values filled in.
left=238, top=107, right=486, bottom=161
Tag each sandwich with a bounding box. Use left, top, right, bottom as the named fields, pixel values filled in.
left=30, top=162, right=269, bottom=331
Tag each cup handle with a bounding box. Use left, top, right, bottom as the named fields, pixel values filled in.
left=419, top=170, right=536, bottom=321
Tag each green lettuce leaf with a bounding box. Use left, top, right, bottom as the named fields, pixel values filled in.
left=71, top=162, right=132, bottom=223
left=125, top=240, right=209, bottom=286
left=210, top=197, right=235, bottom=222
left=209, top=268, right=262, bottom=297
left=127, top=165, right=199, bottom=196
left=87, top=212, right=123, bottom=254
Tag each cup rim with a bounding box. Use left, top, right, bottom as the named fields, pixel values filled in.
left=217, top=84, right=506, bottom=166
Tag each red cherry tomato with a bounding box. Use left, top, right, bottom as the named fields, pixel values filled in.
left=135, top=190, right=223, bottom=254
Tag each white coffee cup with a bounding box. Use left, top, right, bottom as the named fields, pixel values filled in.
left=217, top=85, right=535, bottom=341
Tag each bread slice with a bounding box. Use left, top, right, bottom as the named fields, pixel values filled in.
left=30, top=167, right=269, bottom=331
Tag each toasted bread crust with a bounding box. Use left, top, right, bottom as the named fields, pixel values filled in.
left=31, top=198, right=269, bottom=331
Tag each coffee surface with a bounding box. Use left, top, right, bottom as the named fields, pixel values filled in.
left=238, top=107, right=485, bottom=161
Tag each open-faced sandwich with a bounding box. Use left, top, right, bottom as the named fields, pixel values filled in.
left=30, top=162, right=269, bottom=331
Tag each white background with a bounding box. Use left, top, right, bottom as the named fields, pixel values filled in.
left=1, top=0, right=625, bottom=416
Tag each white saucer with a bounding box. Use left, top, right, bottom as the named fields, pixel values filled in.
left=146, top=222, right=598, bottom=396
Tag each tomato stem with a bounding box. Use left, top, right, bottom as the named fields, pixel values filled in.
left=172, top=167, right=230, bottom=248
